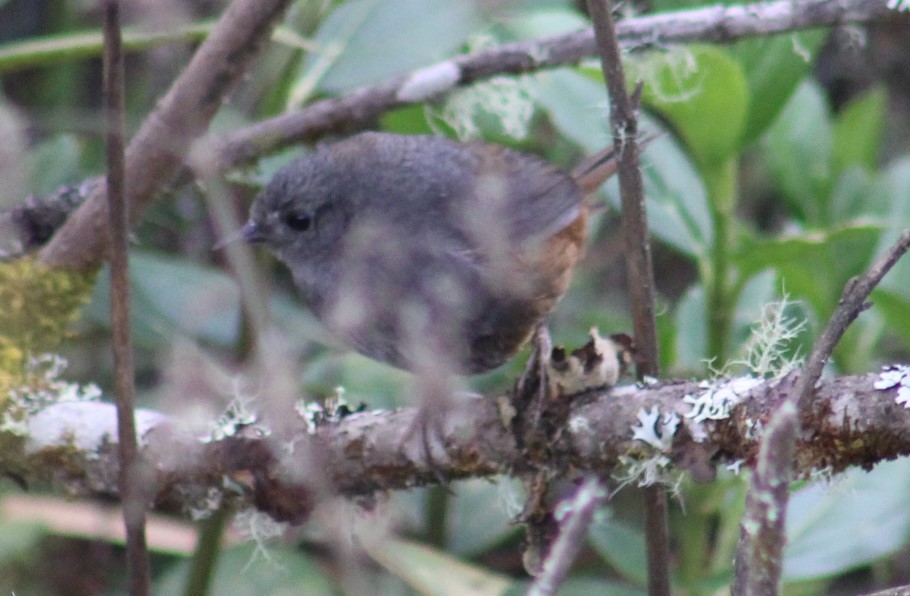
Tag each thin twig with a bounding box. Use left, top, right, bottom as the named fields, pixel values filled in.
left=528, top=478, right=607, bottom=596
left=216, top=0, right=890, bottom=169
left=734, top=230, right=910, bottom=595
left=101, top=0, right=150, bottom=593
left=585, top=0, right=669, bottom=594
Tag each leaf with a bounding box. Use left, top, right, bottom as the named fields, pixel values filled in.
left=832, top=85, right=886, bottom=176
left=500, top=8, right=590, bottom=40
left=870, top=288, right=910, bottom=348
left=84, top=251, right=241, bottom=348
left=733, top=32, right=826, bottom=145
left=734, top=223, right=884, bottom=316
left=154, top=543, right=335, bottom=595
left=727, top=269, right=777, bottom=350
left=762, top=80, right=833, bottom=224
left=532, top=71, right=712, bottom=258
left=827, top=167, right=885, bottom=223
left=294, top=0, right=481, bottom=98
left=634, top=133, right=713, bottom=258
left=875, top=157, right=910, bottom=296
left=633, top=45, right=749, bottom=170
left=27, top=134, right=83, bottom=195
left=447, top=478, right=522, bottom=556
left=0, top=520, right=47, bottom=562
left=784, top=459, right=910, bottom=581
left=674, top=284, right=708, bottom=372
left=365, top=537, right=514, bottom=596
left=508, top=577, right=646, bottom=596
left=83, top=251, right=326, bottom=350
left=588, top=514, right=648, bottom=586
left=380, top=104, right=436, bottom=135
left=529, top=68, right=611, bottom=153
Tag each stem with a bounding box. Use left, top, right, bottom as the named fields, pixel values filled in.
left=705, top=158, right=738, bottom=363
left=424, top=486, right=450, bottom=549
left=183, top=506, right=231, bottom=596
left=102, top=0, right=150, bottom=593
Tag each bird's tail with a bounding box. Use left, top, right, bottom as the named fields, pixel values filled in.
left=571, top=132, right=661, bottom=194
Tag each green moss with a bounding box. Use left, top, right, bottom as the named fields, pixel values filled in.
left=0, top=257, right=96, bottom=391
left=0, top=257, right=96, bottom=353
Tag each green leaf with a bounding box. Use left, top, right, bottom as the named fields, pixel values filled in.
left=366, top=538, right=514, bottom=596
left=784, top=459, right=910, bottom=581
left=83, top=251, right=326, bottom=350
left=832, top=85, right=886, bottom=176
left=294, top=0, right=481, bottom=99
left=634, top=133, right=713, bottom=258
left=727, top=269, right=777, bottom=351
left=633, top=45, right=749, bottom=170
left=447, top=478, right=521, bottom=556
left=827, top=167, right=884, bottom=223
left=0, top=520, right=47, bottom=562
left=734, top=223, right=884, bottom=316
left=531, top=70, right=711, bottom=257
left=533, top=577, right=646, bottom=596
left=500, top=7, right=589, bottom=40
left=763, top=80, right=833, bottom=224
left=155, top=543, right=335, bottom=595
left=28, top=134, right=84, bottom=194
left=875, top=158, right=910, bottom=296
left=871, top=288, right=910, bottom=348
left=588, top=513, right=648, bottom=586
left=84, top=252, right=241, bottom=348
left=674, top=284, right=708, bottom=372
left=733, top=32, right=826, bottom=145
left=380, top=104, right=436, bottom=135
left=529, top=68, right=611, bottom=153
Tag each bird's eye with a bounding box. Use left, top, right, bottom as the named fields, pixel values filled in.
left=283, top=211, right=312, bottom=232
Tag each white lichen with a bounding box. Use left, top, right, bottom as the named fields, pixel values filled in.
left=874, top=364, right=910, bottom=409
left=233, top=508, right=288, bottom=572
left=683, top=377, right=763, bottom=423
left=5, top=354, right=102, bottom=436
left=207, top=388, right=260, bottom=442
left=631, top=406, right=679, bottom=451
left=616, top=406, right=682, bottom=489
left=729, top=295, right=806, bottom=378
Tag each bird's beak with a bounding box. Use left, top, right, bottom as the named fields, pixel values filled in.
left=241, top=220, right=267, bottom=244
left=212, top=221, right=265, bottom=251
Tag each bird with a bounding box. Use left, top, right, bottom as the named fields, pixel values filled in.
left=242, top=131, right=634, bottom=376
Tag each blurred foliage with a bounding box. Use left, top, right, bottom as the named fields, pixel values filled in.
left=1, top=0, right=910, bottom=594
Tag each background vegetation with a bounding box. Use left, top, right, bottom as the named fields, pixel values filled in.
left=1, top=0, right=909, bottom=593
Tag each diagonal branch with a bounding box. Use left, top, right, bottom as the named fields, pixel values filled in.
left=36, top=0, right=292, bottom=271
left=215, top=0, right=890, bottom=168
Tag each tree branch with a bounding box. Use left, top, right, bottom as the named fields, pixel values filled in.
left=13, top=370, right=910, bottom=523
left=215, top=0, right=890, bottom=169
left=35, top=0, right=292, bottom=271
